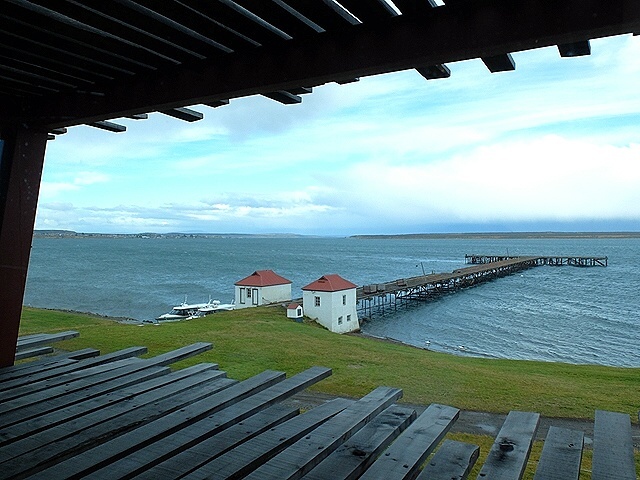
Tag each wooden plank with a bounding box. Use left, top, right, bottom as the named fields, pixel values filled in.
left=0, top=372, right=236, bottom=478
left=359, top=403, right=460, bottom=480
left=0, top=346, right=147, bottom=392
left=417, top=440, right=479, bottom=480
left=27, top=369, right=292, bottom=479
left=134, top=342, right=212, bottom=367
left=0, top=357, right=141, bottom=405
left=533, top=426, right=583, bottom=480
left=183, top=398, right=353, bottom=480
left=592, top=410, right=636, bottom=480
left=0, top=363, right=219, bottom=448
left=131, top=403, right=300, bottom=480
left=0, top=362, right=169, bottom=428
left=64, top=348, right=101, bottom=360
left=14, top=346, right=53, bottom=360
left=476, top=411, right=540, bottom=480
left=0, top=343, right=209, bottom=401
left=0, top=357, right=77, bottom=383
left=16, top=330, right=79, bottom=351
left=0, top=348, right=99, bottom=383
left=86, top=367, right=333, bottom=479
left=242, top=386, right=403, bottom=480
left=302, top=405, right=416, bottom=480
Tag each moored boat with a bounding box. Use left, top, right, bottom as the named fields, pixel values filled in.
left=156, top=297, right=214, bottom=321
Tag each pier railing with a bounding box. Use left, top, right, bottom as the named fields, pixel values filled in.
left=466, top=254, right=608, bottom=267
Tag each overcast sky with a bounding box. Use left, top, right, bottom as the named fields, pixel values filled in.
left=36, top=34, right=640, bottom=236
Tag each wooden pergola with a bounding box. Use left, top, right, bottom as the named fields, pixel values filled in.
left=2, top=0, right=639, bottom=367
left=1, top=2, right=640, bottom=477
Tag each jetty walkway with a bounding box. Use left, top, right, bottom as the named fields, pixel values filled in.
left=357, top=255, right=607, bottom=318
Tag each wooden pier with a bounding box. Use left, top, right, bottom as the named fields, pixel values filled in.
left=358, top=255, right=607, bottom=319
left=465, top=254, right=608, bottom=267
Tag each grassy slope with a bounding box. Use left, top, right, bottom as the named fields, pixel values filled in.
left=19, top=306, right=640, bottom=420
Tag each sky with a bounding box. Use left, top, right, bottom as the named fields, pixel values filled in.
left=36, top=34, right=640, bottom=236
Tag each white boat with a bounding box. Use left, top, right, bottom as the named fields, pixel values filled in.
left=156, top=297, right=215, bottom=321
left=197, top=300, right=235, bottom=315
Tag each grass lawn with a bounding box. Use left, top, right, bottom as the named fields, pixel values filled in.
left=19, top=306, right=640, bottom=421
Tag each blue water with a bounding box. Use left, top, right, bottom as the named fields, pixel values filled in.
left=24, top=236, right=640, bottom=367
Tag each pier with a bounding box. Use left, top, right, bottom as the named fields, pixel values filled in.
left=358, top=255, right=607, bottom=319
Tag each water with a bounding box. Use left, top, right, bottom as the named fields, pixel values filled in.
left=24, top=236, right=640, bottom=367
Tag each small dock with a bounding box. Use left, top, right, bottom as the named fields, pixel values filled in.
left=358, top=255, right=607, bottom=318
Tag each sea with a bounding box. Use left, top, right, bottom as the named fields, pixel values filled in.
left=24, top=235, right=640, bottom=368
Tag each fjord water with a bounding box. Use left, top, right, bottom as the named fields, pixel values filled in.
left=25, top=236, right=640, bottom=367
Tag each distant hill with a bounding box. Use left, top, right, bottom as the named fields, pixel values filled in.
left=350, top=232, right=640, bottom=240
left=33, top=230, right=310, bottom=239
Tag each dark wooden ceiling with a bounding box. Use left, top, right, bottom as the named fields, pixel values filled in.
left=1, top=0, right=639, bottom=133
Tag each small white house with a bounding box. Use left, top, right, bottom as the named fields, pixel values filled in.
left=302, top=274, right=359, bottom=333
left=286, top=303, right=304, bottom=320
left=234, top=270, right=292, bottom=309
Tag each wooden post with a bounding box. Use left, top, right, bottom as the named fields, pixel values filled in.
left=0, top=126, right=48, bottom=367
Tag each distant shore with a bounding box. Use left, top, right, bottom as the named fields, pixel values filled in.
left=350, top=231, right=640, bottom=240
left=33, top=230, right=640, bottom=240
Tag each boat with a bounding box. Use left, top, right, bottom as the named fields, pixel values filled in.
left=197, top=300, right=235, bottom=315
left=155, top=297, right=215, bottom=321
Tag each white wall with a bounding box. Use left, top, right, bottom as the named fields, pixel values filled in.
left=235, top=284, right=292, bottom=309
left=302, top=289, right=359, bottom=333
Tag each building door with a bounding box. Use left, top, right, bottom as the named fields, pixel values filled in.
left=252, top=288, right=259, bottom=305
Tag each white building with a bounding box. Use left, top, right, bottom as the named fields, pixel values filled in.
left=302, top=274, right=359, bottom=333
left=234, top=270, right=292, bottom=309
left=286, top=302, right=304, bottom=320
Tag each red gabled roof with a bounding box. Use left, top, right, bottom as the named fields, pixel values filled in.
left=287, top=303, right=301, bottom=310
left=235, top=270, right=292, bottom=287
left=302, top=274, right=357, bottom=292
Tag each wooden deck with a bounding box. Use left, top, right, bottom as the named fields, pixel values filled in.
left=1, top=338, right=636, bottom=479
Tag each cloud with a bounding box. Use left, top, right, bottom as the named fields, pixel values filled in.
left=325, top=135, right=640, bottom=225
left=39, top=171, right=111, bottom=200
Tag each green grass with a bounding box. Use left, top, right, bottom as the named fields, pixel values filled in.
left=19, top=306, right=640, bottom=420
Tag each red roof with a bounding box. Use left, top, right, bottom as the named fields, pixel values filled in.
left=235, top=270, right=291, bottom=287
left=302, top=274, right=357, bottom=292
left=287, top=303, right=301, bottom=310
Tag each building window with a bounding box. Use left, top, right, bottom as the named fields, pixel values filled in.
left=347, top=315, right=351, bottom=322
left=314, top=296, right=320, bottom=307
left=342, top=294, right=346, bottom=305
left=338, top=316, right=343, bottom=325
left=247, top=288, right=252, bottom=298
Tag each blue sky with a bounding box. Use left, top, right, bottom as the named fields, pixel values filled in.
left=37, top=34, right=640, bottom=235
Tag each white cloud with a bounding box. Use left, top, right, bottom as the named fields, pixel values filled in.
left=326, top=136, right=640, bottom=224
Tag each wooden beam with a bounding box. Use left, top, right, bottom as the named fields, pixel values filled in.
left=125, top=113, right=148, bottom=120
left=558, top=40, right=591, bottom=57
left=416, top=64, right=451, bottom=79
left=13, top=0, right=640, bottom=129
left=286, top=86, right=313, bottom=95
left=592, top=410, right=636, bottom=480
left=533, top=426, right=583, bottom=480
left=159, top=107, right=204, bottom=122
left=482, top=53, right=516, bottom=72
left=87, top=120, right=126, bottom=132
left=263, top=90, right=302, bottom=104
left=204, top=99, right=230, bottom=108
left=0, top=127, right=48, bottom=367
